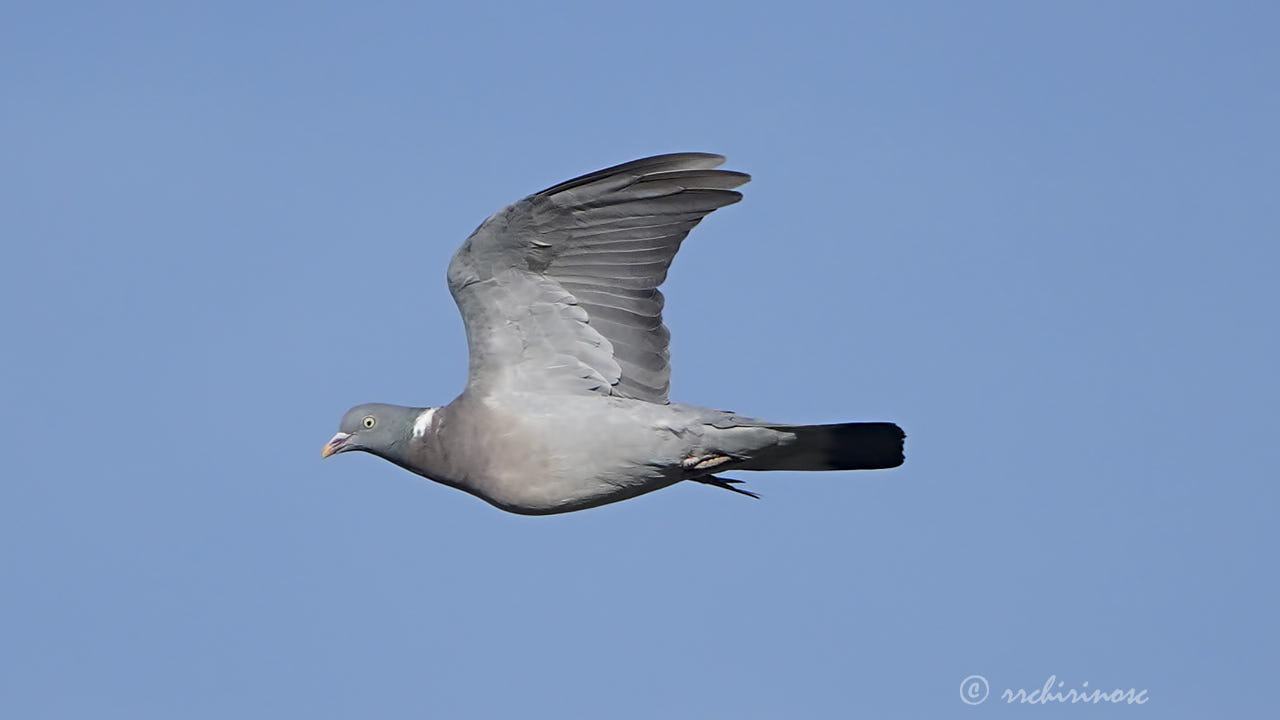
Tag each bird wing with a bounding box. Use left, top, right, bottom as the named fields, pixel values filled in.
left=446, top=153, right=749, bottom=403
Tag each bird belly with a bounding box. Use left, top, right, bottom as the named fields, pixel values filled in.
left=461, top=397, right=693, bottom=515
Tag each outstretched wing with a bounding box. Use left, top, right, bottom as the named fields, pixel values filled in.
left=447, top=153, right=748, bottom=403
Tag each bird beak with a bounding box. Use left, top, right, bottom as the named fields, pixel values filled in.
left=321, top=432, right=351, bottom=458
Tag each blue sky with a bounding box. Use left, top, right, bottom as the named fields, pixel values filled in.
left=3, top=1, right=1276, bottom=717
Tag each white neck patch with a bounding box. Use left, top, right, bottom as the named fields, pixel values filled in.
left=412, top=407, right=437, bottom=439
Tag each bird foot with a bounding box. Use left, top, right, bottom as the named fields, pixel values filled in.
left=682, top=454, right=734, bottom=471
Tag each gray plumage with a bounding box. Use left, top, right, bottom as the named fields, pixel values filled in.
left=323, top=153, right=904, bottom=515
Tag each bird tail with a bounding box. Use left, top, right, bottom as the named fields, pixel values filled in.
left=740, top=422, right=905, bottom=471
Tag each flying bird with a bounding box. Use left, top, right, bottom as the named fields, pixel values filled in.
left=322, top=153, right=904, bottom=514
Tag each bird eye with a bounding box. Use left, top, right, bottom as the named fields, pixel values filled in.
left=363, top=416, right=376, bottom=429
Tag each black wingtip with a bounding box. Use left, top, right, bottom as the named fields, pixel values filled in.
left=536, top=153, right=731, bottom=196
left=693, top=475, right=761, bottom=499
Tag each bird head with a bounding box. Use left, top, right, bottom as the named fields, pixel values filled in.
left=321, top=403, right=418, bottom=459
